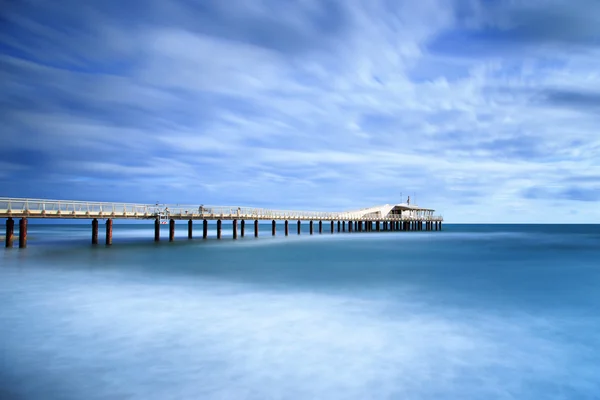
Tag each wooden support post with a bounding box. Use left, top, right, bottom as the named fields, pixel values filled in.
left=203, top=219, right=208, bottom=239
left=348, top=220, right=352, bottom=233
left=242, top=220, right=246, bottom=237
left=188, top=219, right=193, bottom=239
left=439, top=222, right=442, bottom=231
left=319, top=220, right=322, bottom=234
left=92, top=218, right=99, bottom=245
left=355, top=221, right=358, bottom=231
left=254, top=220, right=259, bottom=237
left=285, top=220, right=289, bottom=236
left=169, top=219, right=175, bottom=241
left=233, top=219, right=238, bottom=239
left=330, top=220, right=334, bottom=233
left=310, top=220, right=313, bottom=235
left=105, top=219, right=112, bottom=246
left=5, top=217, right=14, bottom=248
left=272, top=220, right=276, bottom=236
left=358, top=221, right=363, bottom=232
left=217, top=220, right=222, bottom=239
left=297, top=220, right=301, bottom=235
left=342, top=221, right=346, bottom=232
left=376, top=221, right=380, bottom=231
left=337, top=220, right=341, bottom=232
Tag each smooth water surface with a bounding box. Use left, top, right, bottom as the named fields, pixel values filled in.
left=1, top=223, right=600, bottom=399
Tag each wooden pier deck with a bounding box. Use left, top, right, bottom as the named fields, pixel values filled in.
left=1, top=197, right=444, bottom=248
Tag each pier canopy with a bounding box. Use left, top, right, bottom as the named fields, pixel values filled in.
left=338, top=203, right=436, bottom=220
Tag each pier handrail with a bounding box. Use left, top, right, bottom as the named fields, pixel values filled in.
left=0, top=197, right=443, bottom=221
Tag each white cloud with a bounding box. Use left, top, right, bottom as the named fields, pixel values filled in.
left=2, top=0, right=600, bottom=221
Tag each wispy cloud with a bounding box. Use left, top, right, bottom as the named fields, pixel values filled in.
left=1, top=0, right=600, bottom=222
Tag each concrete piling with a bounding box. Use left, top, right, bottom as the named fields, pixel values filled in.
left=105, top=219, right=112, bottom=246
left=348, top=220, right=353, bottom=233
left=5, top=217, right=14, bottom=248
left=310, top=220, right=313, bottom=235
left=233, top=219, right=238, bottom=239
left=285, top=220, right=289, bottom=236
left=331, top=220, right=334, bottom=233
left=319, top=220, right=322, bottom=234
left=203, top=219, right=208, bottom=239
left=92, top=218, right=99, bottom=245
left=342, top=221, right=346, bottom=232
left=241, top=220, right=246, bottom=237
left=217, top=220, right=222, bottom=239
left=297, top=220, right=301, bottom=235
left=337, top=220, right=341, bottom=232
left=358, top=221, right=363, bottom=232
left=272, top=220, right=276, bottom=236
left=188, top=219, right=193, bottom=239
left=254, top=220, right=259, bottom=237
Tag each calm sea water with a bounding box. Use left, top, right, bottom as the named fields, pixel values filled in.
left=1, top=222, right=600, bottom=399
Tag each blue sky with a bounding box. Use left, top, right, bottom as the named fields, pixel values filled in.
left=1, top=0, right=600, bottom=223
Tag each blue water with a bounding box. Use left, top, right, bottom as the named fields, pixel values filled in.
left=1, top=223, right=600, bottom=399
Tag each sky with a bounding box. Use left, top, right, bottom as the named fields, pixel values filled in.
left=1, top=0, right=599, bottom=223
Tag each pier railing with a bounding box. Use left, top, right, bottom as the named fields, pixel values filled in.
left=0, top=198, right=443, bottom=221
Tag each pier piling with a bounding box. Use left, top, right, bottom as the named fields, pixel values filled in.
left=203, top=219, right=208, bottom=239
left=285, top=220, right=289, bottom=236
left=188, top=219, right=193, bottom=239
left=169, top=219, right=175, bottom=242
left=254, top=220, right=259, bottom=237
left=5, top=217, right=14, bottom=248
left=342, top=221, right=346, bottom=232
left=154, top=218, right=160, bottom=241
left=233, top=219, right=238, bottom=239
left=19, top=218, right=27, bottom=248
left=217, top=220, right=222, bottom=239
left=272, top=220, right=276, bottom=236
left=319, top=220, right=322, bottom=234
left=348, top=220, right=352, bottom=233
left=337, top=221, right=341, bottom=232
left=331, top=220, right=334, bottom=234
left=92, top=218, right=99, bottom=245
left=105, top=219, right=112, bottom=246
left=242, top=220, right=246, bottom=237
left=310, top=221, right=313, bottom=235
left=297, top=220, right=301, bottom=235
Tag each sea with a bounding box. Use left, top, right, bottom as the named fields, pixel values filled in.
left=1, top=222, right=599, bottom=399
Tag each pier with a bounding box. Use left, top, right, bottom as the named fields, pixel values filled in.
left=1, top=198, right=443, bottom=248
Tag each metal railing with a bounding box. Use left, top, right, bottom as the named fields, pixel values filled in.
left=0, top=198, right=443, bottom=221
